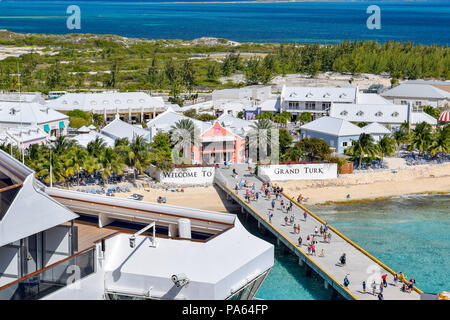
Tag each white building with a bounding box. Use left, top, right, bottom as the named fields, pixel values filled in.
left=0, top=102, right=69, bottom=137
left=361, top=122, right=391, bottom=141
left=381, top=83, right=449, bottom=108
left=280, top=85, right=357, bottom=120
left=299, top=116, right=363, bottom=154
left=47, top=92, right=166, bottom=123
left=329, top=103, right=437, bottom=130
left=0, top=126, right=48, bottom=149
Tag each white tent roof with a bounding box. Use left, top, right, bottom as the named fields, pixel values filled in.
left=300, top=116, right=363, bottom=137
left=77, top=125, right=91, bottom=133
left=70, top=131, right=116, bottom=149
left=362, top=122, right=391, bottom=135
left=102, top=115, right=151, bottom=141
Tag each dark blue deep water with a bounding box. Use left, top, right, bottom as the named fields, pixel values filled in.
left=0, top=1, right=449, bottom=45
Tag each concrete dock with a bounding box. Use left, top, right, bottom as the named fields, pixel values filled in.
left=214, top=164, right=421, bottom=300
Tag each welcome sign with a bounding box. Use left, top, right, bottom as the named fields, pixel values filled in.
left=155, top=167, right=215, bottom=184
left=258, top=163, right=337, bottom=181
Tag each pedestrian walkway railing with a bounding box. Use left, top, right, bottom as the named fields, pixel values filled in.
left=0, top=246, right=96, bottom=300
left=283, top=192, right=423, bottom=295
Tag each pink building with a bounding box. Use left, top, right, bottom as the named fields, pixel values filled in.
left=197, top=121, right=246, bottom=164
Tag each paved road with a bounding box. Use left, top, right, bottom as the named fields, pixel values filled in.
left=215, top=164, right=420, bottom=300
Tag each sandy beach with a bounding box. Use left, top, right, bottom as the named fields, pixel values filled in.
left=106, top=159, right=450, bottom=212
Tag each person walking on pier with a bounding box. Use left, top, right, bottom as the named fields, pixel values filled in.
left=311, top=244, right=316, bottom=256
left=284, top=215, right=288, bottom=226
left=314, top=226, right=319, bottom=236
left=339, top=253, right=346, bottom=266
left=343, top=275, right=350, bottom=288
left=323, top=232, right=327, bottom=243
left=327, top=232, right=332, bottom=243
left=393, top=274, right=398, bottom=286
left=362, top=281, right=366, bottom=294
left=298, top=236, right=302, bottom=247
left=371, top=281, right=377, bottom=296
left=382, top=274, right=387, bottom=288
left=304, top=211, right=307, bottom=221
left=271, top=199, right=275, bottom=211
left=377, top=292, right=384, bottom=300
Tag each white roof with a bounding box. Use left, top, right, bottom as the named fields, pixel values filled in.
left=102, top=218, right=273, bottom=299
left=0, top=150, right=78, bottom=246
left=102, top=115, right=151, bottom=141
left=330, top=103, right=437, bottom=125
left=77, top=125, right=91, bottom=133
left=180, top=100, right=214, bottom=112
left=2, top=126, right=47, bottom=145
left=70, top=131, right=116, bottom=148
left=411, top=112, right=438, bottom=125
left=300, top=116, right=363, bottom=137
left=356, top=93, right=391, bottom=105
left=0, top=102, right=68, bottom=125
left=282, top=86, right=356, bottom=103
left=213, top=100, right=247, bottom=111
left=258, top=98, right=281, bottom=112
left=147, top=108, right=212, bottom=134
left=0, top=92, right=45, bottom=104
left=88, top=124, right=97, bottom=130
left=362, top=122, right=391, bottom=135
left=217, top=114, right=255, bottom=137
left=381, top=84, right=450, bottom=99
left=47, top=92, right=165, bottom=112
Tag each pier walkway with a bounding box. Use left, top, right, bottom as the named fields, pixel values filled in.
left=214, top=164, right=421, bottom=300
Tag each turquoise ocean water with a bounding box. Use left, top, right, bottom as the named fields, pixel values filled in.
left=0, top=1, right=449, bottom=45
left=239, top=194, right=450, bottom=300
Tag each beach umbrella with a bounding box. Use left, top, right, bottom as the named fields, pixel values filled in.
left=438, top=110, right=450, bottom=122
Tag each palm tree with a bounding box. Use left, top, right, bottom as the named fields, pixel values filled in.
left=429, top=126, right=450, bottom=154
left=408, top=122, right=433, bottom=155
left=87, top=136, right=107, bottom=158
left=98, top=147, right=125, bottom=181
left=393, top=121, right=411, bottom=149
left=92, top=113, right=104, bottom=128
left=65, top=146, right=89, bottom=185
left=52, top=135, right=77, bottom=155
left=247, top=119, right=276, bottom=163
left=124, top=135, right=152, bottom=180
left=169, top=119, right=201, bottom=164
left=377, top=135, right=397, bottom=160
left=344, top=133, right=379, bottom=168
